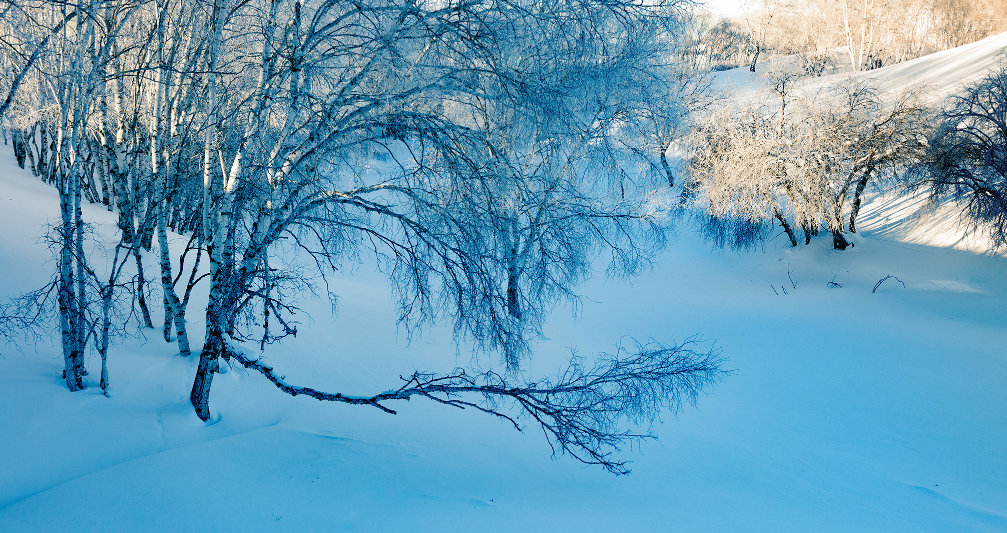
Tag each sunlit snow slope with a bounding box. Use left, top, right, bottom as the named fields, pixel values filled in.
left=1, top=36, right=1006, bottom=533
left=715, top=32, right=1007, bottom=254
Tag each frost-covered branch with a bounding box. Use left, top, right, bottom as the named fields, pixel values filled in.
left=223, top=338, right=727, bottom=474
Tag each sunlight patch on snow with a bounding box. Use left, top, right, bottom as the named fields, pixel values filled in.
left=857, top=189, right=1003, bottom=255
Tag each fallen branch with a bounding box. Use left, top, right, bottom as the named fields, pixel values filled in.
left=222, top=338, right=727, bottom=474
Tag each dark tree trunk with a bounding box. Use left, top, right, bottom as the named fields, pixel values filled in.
left=38, top=121, right=48, bottom=183
left=506, top=267, right=521, bottom=319
left=849, top=169, right=873, bottom=234
left=134, top=248, right=154, bottom=329
left=774, top=208, right=798, bottom=247
left=659, top=141, right=674, bottom=188
left=192, top=236, right=229, bottom=420
left=190, top=327, right=221, bottom=421
left=832, top=228, right=851, bottom=250
left=11, top=129, right=25, bottom=169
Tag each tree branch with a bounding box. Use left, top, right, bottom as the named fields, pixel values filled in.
left=222, top=337, right=727, bottom=474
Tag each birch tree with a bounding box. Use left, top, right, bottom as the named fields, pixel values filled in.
left=1, top=0, right=729, bottom=473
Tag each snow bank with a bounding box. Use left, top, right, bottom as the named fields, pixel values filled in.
left=1, top=143, right=1005, bottom=531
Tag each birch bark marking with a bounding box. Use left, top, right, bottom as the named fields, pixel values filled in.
left=149, top=0, right=173, bottom=342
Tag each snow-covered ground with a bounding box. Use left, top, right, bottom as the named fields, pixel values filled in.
left=3, top=37, right=1007, bottom=532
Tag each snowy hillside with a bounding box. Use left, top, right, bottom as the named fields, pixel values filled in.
left=714, top=31, right=1007, bottom=254
left=715, top=32, right=1007, bottom=97
left=2, top=36, right=1007, bottom=533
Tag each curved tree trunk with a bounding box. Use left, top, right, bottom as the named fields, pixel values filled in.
left=773, top=207, right=798, bottom=247
left=191, top=233, right=228, bottom=420
left=848, top=169, right=873, bottom=234
left=190, top=327, right=221, bottom=421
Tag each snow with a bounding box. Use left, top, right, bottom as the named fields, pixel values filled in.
left=713, top=32, right=1007, bottom=254
left=714, top=32, right=1007, bottom=98
left=3, top=37, right=1007, bottom=532
left=700, top=0, right=743, bottom=18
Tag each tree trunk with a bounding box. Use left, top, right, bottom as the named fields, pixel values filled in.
left=160, top=226, right=174, bottom=343
left=12, top=129, right=25, bottom=169
left=191, top=253, right=227, bottom=420
left=98, top=240, right=127, bottom=396
left=158, top=202, right=191, bottom=356
left=848, top=169, right=873, bottom=234
left=773, top=207, right=798, bottom=247
left=38, top=121, right=49, bottom=183
left=190, top=325, right=221, bottom=421
left=832, top=228, right=851, bottom=250
left=27, top=123, right=39, bottom=176
left=831, top=196, right=852, bottom=250
left=658, top=140, right=674, bottom=188
left=99, top=285, right=111, bottom=395
left=134, top=248, right=154, bottom=329
left=58, top=153, right=85, bottom=391
left=73, top=156, right=88, bottom=382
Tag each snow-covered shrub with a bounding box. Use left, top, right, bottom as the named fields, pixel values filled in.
left=688, top=77, right=932, bottom=250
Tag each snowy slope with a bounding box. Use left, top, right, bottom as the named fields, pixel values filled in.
left=2, top=38, right=1007, bottom=532
left=714, top=32, right=1007, bottom=98
left=855, top=32, right=1007, bottom=97
left=849, top=32, right=1007, bottom=253
left=713, top=32, right=1007, bottom=254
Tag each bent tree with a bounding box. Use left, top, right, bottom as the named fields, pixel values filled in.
left=1, top=0, right=727, bottom=473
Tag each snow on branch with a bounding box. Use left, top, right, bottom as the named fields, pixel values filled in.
left=222, top=338, right=727, bottom=474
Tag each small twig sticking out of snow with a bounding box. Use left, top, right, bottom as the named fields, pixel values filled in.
left=872, top=275, right=905, bottom=293
left=771, top=285, right=779, bottom=295
left=781, top=285, right=788, bottom=295
left=827, top=275, right=843, bottom=289
left=787, top=264, right=796, bottom=289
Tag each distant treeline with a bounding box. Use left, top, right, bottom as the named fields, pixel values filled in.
left=685, top=0, right=1007, bottom=73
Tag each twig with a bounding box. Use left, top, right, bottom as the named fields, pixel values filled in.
left=872, top=275, right=905, bottom=293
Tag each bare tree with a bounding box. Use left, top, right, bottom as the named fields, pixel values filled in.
left=915, top=62, right=1007, bottom=250
left=2, top=0, right=729, bottom=473
left=688, top=74, right=933, bottom=249
left=742, top=0, right=778, bottom=72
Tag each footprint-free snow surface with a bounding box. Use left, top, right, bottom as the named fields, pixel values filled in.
left=3, top=37, right=1007, bottom=533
